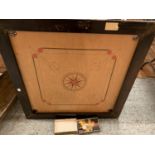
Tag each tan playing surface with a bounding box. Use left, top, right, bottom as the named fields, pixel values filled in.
left=9, top=32, right=138, bottom=112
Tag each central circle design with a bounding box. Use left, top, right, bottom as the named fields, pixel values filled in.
left=63, top=73, right=86, bottom=91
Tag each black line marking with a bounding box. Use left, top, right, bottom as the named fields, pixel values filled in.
left=39, top=47, right=111, bottom=51
left=32, top=57, right=47, bottom=103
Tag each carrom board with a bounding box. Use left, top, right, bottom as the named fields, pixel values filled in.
left=9, top=32, right=138, bottom=113
left=0, top=20, right=154, bottom=118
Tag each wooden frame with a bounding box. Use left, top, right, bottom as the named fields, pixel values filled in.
left=0, top=20, right=154, bottom=119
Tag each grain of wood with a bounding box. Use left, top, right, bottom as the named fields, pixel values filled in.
left=0, top=72, right=17, bottom=120
left=138, top=38, right=155, bottom=78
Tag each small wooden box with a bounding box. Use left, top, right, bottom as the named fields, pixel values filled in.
left=0, top=20, right=154, bottom=118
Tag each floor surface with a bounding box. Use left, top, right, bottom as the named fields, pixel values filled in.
left=0, top=78, right=155, bottom=135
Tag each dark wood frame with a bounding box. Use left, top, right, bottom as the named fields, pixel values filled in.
left=0, top=20, right=154, bottom=119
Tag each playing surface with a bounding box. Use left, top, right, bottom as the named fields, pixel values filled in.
left=10, top=32, right=138, bottom=112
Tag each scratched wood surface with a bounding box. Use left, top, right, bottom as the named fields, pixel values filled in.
left=0, top=54, right=6, bottom=74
